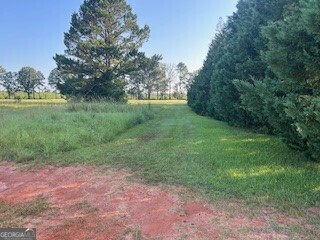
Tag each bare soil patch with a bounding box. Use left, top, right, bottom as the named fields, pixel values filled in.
left=0, top=162, right=318, bottom=239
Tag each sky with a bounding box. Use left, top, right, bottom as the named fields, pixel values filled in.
left=0, top=0, right=238, bottom=80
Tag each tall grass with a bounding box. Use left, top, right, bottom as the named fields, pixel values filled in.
left=0, top=102, right=153, bottom=162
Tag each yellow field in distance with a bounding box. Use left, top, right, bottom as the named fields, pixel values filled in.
left=0, top=99, right=67, bottom=108
left=0, top=99, right=187, bottom=108
left=129, top=100, right=187, bottom=105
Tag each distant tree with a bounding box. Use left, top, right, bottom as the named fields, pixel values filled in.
left=164, top=63, right=177, bottom=100
left=48, top=68, right=66, bottom=91
left=0, top=66, right=5, bottom=74
left=127, top=54, right=146, bottom=100
left=154, top=64, right=166, bottom=100
left=0, top=72, right=18, bottom=99
left=54, top=0, right=150, bottom=101
left=158, top=64, right=170, bottom=99
left=127, top=54, right=163, bottom=100
left=176, top=62, right=189, bottom=99
left=0, top=65, right=6, bottom=91
left=127, top=74, right=144, bottom=100
left=142, top=55, right=163, bottom=100
left=17, top=67, right=45, bottom=99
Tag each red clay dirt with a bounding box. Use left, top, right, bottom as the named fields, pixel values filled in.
left=0, top=162, right=318, bottom=239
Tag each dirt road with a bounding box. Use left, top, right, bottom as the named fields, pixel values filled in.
left=0, top=162, right=317, bottom=239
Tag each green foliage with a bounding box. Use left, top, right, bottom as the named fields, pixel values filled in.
left=176, top=62, right=189, bottom=99
left=0, top=72, right=18, bottom=99
left=0, top=91, right=63, bottom=100
left=284, top=96, right=320, bottom=159
left=128, top=54, right=165, bottom=100
left=17, top=67, right=45, bottom=99
left=258, top=0, right=320, bottom=160
left=188, top=0, right=320, bottom=160
left=54, top=0, right=150, bottom=101
left=48, top=68, right=66, bottom=91
left=188, top=27, right=226, bottom=118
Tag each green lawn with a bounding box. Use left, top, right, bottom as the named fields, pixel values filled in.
left=1, top=103, right=319, bottom=217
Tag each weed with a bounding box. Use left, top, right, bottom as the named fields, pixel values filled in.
left=0, top=196, right=50, bottom=227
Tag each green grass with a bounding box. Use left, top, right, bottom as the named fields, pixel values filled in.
left=1, top=103, right=319, bottom=217
left=0, top=101, right=153, bottom=162
left=48, top=105, right=319, bottom=213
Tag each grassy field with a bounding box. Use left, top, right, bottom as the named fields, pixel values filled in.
left=0, top=102, right=319, bottom=223
left=0, top=99, right=184, bottom=107
left=0, top=102, right=154, bottom=162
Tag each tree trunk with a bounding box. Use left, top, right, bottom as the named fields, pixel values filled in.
left=148, top=89, right=151, bottom=100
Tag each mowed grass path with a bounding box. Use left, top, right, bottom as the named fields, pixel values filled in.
left=47, top=104, right=320, bottom=215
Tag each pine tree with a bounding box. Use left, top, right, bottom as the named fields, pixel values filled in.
left=54, top=0, right=150, bottom=101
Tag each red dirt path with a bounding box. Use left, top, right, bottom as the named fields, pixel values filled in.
left=0, top=162, right=317, bottom=239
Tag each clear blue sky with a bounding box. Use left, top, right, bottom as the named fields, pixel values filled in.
left=0, top=0, right=238, bottom=80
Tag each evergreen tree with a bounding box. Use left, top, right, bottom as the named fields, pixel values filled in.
left=48, top=68, right=67, bottom=91
left=261, top=0, right=320, bottom=159
left=188, top=0, right=320, bottom=160
left=54, top=0, right=150, bottom=101
left=188, top=27, right=226, bottom=117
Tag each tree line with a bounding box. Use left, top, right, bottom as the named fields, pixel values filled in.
left=188, top=0, right=320, bottom=161
left=49, top=61, right=194, bottom=101
left=0, top=66, right=48, bottom=99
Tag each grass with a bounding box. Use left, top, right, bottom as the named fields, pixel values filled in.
left=46, top=104, right=319, bottom=213
left=0, top=101, right=154, bottom=162
left=0, top=102, right=319, bottom=223
left=0, top=196, right=49, bottom=227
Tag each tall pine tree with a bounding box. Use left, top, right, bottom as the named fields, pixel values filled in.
left=54, top=0, right=150, bottom=100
